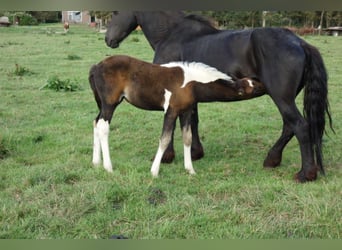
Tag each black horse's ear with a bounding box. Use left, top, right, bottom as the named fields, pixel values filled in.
left=113, top=11, right=119, bottom=15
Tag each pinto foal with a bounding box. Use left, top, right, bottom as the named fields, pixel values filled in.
left=89, top=55, right=265, bottom=177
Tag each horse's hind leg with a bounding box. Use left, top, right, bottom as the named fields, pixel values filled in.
left=263, top=120, right=294, bottom=168
left=270, top=97, right=317, bottom=182
left=94, top=103, right=118, bottom=173
left=180, top=110, right=196, bottom=175
left=97, top=118, right=112, bottom=172
left=93, top=118, right=102, bottom=166
left=190, top=104, right=204, bottom=161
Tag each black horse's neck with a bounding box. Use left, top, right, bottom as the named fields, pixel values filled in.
left=135, top=11, right=218, bottom=50
left=135, top=11, right=185, bottom=50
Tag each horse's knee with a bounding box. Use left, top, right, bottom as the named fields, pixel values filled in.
left=182, top=125, right=192, bottom=146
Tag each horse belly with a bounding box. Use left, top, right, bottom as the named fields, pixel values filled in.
left=124, top=90, right=164, bottom=111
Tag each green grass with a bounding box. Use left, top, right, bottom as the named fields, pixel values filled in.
left=0, top=24, right=341, bottom=239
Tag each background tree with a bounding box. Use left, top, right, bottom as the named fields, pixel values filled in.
left=28, top=11, right=60, bottom=23
left=88, top=11, right=112, bottom=30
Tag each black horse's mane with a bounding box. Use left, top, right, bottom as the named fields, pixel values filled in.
left=184, top=14, right=217, bottom=29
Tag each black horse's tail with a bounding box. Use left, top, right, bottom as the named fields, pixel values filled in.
left=301, top=42, right=333, bottom=175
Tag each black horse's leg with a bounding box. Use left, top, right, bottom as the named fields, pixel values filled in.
left=272, top=99, right=317, bottom=182
left=189, top=104, right=204, bottom=161
left=263, top=120, right=294, bottom=168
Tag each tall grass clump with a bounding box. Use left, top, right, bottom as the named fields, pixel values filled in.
left=40, top=75, right=82, bottom=92
left=66, top=54, right=82, bottom=60
left=0, top=138, right=10, bottom=160
left=9, top=63, right=35, bottom=77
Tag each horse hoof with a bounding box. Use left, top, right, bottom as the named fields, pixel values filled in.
left=263, top=152, right=281, bottom=168
left=104, top=165, right=113, bottom=173
left=151, top=171, right=159, bottom=178
left=294, top=169, right=318, bottom=183
left=92, top=161, right=101, bottom=167
left=191, top=147, right=204, bottom=161
left=188, top=170, right=196, bottom=175
left=161, top=151, right=175, bottom=163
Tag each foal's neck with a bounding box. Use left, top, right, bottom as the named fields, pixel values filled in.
left=192, top=80, right=242, bottom=102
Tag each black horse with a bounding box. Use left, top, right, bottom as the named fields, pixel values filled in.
left=105, top=11, right=333, bottom=182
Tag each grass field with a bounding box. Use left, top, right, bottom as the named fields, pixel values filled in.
left=0, top=24, right=341, bottom=239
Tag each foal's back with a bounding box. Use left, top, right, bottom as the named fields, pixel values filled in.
left=99, top=55, right=184, bottom=111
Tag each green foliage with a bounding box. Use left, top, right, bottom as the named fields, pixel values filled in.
left=7, top=12, right=39, bottom=25
left=197, top=11, right=342, bottom=28
left=0, top=41, right=24, bottom=48
left=41, top=75, right=82, bottom=92
left=0, top=138, right=10, bottom=160
left=28, top=11, right=60, bottom=23
left=9, top=63, right=34, bottom=76
left=130, top=36, right=140, bottom=43
left=66, top=54, right=82, bottom=60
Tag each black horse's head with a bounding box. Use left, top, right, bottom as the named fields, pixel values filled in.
left=105, top=11, right=138, bottom=48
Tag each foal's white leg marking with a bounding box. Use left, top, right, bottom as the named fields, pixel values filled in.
left=92, top=121, right=101, bottom=166
left=97, top=118, right=113, bottom=173
left=151, top=132, right=172, bottom=177
left=182, top=126, right=196, bottom=175
left=247, top=79, right=254, bottom=87
left=184, top=145, right=195, bottom=174
left=151, top=146, right=164, bottom=178
left=163, top=89, right=172, bottom=113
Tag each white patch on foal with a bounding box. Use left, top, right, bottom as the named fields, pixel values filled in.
left=92, top=120, right=101, bottom=166
left=247, top=79, right=254, bottom=87
left=161, top=61, right=233, bottom=88
left=96, top=118, right=113, bottom=173
left=163, top=89, right=172, bottom=113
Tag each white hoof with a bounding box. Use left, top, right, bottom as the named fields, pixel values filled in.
left=151, top=170, right=159, bottom=178
left=92, top=159, right=101, bottom=166
left=104, top=164, right=113, bottom=173
left=188, top=169, right=196, bottom=175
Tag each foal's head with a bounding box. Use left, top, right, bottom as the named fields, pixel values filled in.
left=236, top=78, right=265, bottom=96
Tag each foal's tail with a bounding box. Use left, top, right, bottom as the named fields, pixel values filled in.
left=89, top=64, right=101, bottom=111
left=301, top=42, right=333, bottom=174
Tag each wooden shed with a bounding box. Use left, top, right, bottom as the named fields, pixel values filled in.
left=324, top=27, right=342, bottom=36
